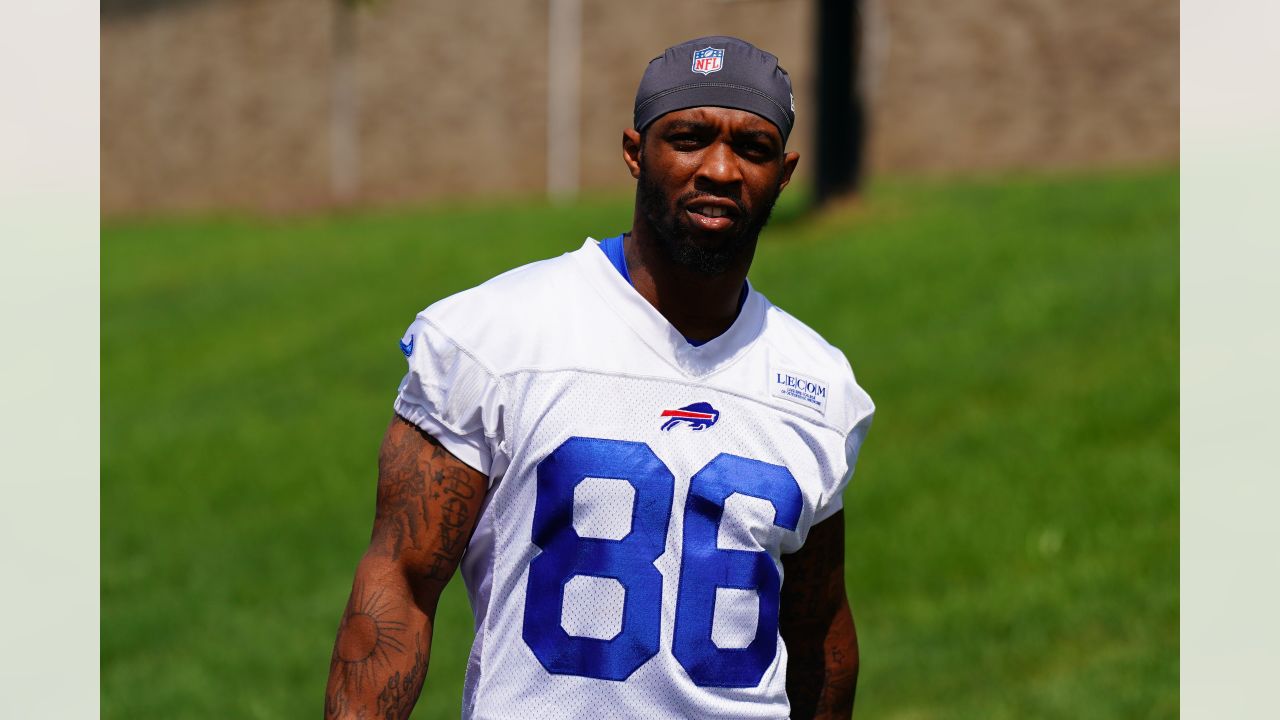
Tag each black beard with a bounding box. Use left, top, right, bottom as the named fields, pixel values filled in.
left=637, top=165, right=782, bottom=276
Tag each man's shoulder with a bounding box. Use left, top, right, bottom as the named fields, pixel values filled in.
left=758, top=299, right=851, bottom=379
left=757, top=298, right=875, bottom=430
left=430, top=248, right=580, bottom=318
left=407, top=243, right=592, bottom=368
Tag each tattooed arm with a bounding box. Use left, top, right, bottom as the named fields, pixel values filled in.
left=324, top=414, right=490, bottom=719
left=780, top=511, right=858, bottom=719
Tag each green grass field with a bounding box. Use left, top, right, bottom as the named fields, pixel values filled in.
left=102, top=168, right=1178, bottom=719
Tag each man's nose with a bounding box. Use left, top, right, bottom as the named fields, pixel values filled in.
left=694, top=141, right=743, bottom=189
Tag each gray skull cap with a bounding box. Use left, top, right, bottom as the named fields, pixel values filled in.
left=633, top=35, right=795, bottom=143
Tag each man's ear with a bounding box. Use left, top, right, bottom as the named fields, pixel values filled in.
left=777, top=151, right=801, bottom=192
left=622, top=128, right=643, bottom=180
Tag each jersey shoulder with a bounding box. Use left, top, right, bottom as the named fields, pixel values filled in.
left=411, top=246, right=589, bottom=373
left=757, top=297, right=875, bottom=433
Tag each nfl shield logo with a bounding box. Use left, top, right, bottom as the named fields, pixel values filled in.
left=691, top=47, right=724, bottom=75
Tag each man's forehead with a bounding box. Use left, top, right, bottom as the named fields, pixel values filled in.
left=652, top=107, right=783, bottom=138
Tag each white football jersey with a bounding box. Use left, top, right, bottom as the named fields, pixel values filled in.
left=394, top=239, right=874, bottom=720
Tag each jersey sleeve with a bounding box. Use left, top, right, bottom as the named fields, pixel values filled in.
left=812, top=354, right=876, bottom=525
left=392, top=314, right=509, bottom=480
left=813, top=411, right=874, bottom=524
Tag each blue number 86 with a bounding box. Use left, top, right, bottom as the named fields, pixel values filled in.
left=521, top=436, right=802, bottom=688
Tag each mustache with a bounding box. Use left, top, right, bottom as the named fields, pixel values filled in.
left=675, top=190, right=746, bottom=216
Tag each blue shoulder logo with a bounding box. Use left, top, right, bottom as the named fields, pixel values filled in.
left=399, top=336, right=414, bottom=357
left=659, top=402, right=720, bottom=432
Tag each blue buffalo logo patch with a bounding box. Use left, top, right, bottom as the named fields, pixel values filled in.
left=660, top=402, right=720, bottom=432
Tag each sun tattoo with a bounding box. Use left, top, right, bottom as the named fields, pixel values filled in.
left=333, top=582, right=409, bottom=693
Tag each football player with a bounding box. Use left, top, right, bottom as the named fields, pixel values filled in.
left=324, top=36, right=875, bottom=720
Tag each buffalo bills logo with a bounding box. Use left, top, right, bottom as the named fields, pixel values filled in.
left=660, top=402, right=720, bottom=431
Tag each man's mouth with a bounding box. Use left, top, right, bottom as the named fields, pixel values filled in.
left=685, top=200, right=740, bottom=232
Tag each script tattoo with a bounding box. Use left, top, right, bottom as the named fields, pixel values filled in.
left=423, top=463, right=478, bottom=582
left=375, top=638, right=429, bottom=720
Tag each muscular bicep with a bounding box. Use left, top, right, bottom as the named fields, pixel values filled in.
left=369, top=414, right=489, bottom=597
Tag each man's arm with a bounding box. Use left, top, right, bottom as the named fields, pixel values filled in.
left=324, top=414, right=490, bottom=719
left=780, top=511, right=859, bottom=720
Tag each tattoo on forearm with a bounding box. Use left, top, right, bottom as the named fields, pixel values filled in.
left=326, top=583, right=430, bottom=720
left=330, top=583, right=409, bottom=693
left=323, top=689, right=353, bottom=720
left=326, top=416, right=484, bottom=718
left=375, top=639, right=429, bottom=720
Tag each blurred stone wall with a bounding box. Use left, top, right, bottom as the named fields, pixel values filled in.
left=101, top=0, right=1178, bottom=215
left=867, top=0, right=1178, bottom=172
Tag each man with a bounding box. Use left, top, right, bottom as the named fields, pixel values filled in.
left=324, top=36, right=874, bottom=720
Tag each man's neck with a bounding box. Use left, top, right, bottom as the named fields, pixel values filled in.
left=623, top=219, right=753, bottom=344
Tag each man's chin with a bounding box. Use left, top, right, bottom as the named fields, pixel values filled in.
left=663, top=222, right=753, bottom=275
left=637, top=173, right=768, bottom=275
left=681, top=230, right=738, bottom=255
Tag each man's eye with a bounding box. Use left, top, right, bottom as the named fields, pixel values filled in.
left=669, top=134, right=701, bottom=148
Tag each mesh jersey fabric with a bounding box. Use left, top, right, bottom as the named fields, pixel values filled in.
left=394, top=239, right=874, bottom=719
